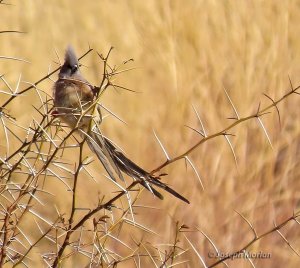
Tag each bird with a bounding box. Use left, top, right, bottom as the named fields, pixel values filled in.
left=52, top=45, right=189, bottom=204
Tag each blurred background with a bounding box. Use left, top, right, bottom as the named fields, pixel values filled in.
left=1, top=0, right=300, bottom=267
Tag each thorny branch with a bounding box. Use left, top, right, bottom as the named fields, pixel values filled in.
left=151, top=84, right=300, bottom=174
left=207, top=211, right=300, bottom=267
left=1, top=44, right=300, bottom=267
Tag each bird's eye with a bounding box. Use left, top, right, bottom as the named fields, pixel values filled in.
left=71, top=64, right=78, bottom=73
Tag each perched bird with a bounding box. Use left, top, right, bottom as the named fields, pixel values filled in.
left=53, top=46, right=189, bottom=204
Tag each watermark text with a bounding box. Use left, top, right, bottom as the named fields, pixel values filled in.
left=208, top=250, right=271, bottom=260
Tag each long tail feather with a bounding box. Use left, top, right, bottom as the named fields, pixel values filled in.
left=86, top=128, right=125, bottom=182
left=103, top=137, right=190, bottom=204
left=84, top=125, right=189, bottom=203
left=148, top=177, right=190, bottom=204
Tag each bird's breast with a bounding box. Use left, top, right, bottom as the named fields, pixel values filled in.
left=53, top=79, right=94, bottom=129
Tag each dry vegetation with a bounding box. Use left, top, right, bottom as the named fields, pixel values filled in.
left=1, top=0, right=300, bottom=267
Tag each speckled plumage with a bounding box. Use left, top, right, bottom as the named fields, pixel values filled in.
left=52, top=46, right=189, bottom=204
left=53, top=46, right=94, bottom=130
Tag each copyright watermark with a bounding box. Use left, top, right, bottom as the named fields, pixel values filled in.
left=208, top=250, right=271, bottom=260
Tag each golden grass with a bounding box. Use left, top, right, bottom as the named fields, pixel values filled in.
left=1, top=0, right=300, bottom=267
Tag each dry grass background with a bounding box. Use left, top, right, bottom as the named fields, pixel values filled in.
left=1, top=0, right=300, bottom=267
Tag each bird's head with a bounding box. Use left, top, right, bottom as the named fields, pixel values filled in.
left=59, top=45, right=82, bottom=79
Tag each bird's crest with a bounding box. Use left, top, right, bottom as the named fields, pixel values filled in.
left=64, top=45, right=79, bottom=67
